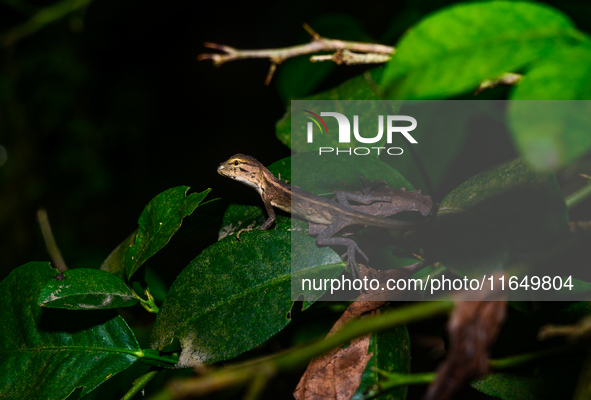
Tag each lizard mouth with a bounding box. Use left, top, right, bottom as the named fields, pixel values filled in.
left=217, top=164, right=227, bottom=175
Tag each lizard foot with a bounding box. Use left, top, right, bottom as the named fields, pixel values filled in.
left=341, top=243, right=369, bottom=280
left=236, top=221, right=257, bottom=241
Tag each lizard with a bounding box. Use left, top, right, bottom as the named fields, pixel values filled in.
left=217, top=154, right=425, bottom=279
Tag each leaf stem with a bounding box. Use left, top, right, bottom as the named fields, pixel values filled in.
left=121, top=370, right=160, bottom=400
left=566, top=177, right=591, bottom=210
left=140, top=349, right=179, bottom=367
left=147, top=301, right=453, bottom=400
left=488, top=344, right=575, bottom=370
left=366, top=344, right=576, bottom=398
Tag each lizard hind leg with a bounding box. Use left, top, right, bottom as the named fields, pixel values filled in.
left=314, top=217, right=369, bottom=280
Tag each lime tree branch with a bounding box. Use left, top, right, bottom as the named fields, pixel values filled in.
left=1, top=0, right=92, bottom=47
left=198, top=23, right=394, bottom=85
left=147, top=301, right=453, bottom=400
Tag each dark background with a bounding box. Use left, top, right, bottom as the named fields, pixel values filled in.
left=1, top=0, right=590, bottom=279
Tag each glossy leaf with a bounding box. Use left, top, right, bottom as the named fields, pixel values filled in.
left=100, top=187, right=211, bottom=281
left=276, top=70, right=386, bottom=151
left=509, top=44, right=591, bottom=171
left=424, top=158, right=569, bottom=276
left=354, top=324, right=411, bottom=400
left=150, top=230, right=342, bottom=367
left=380, top=1, right=583, bottom=99
left=290, top=152, right=415, bottom=196
left=382, top=100, right=503, bottom=194
left=38, top=268, right=138, bottom=310
left=0, top=262, right=142, bottom=399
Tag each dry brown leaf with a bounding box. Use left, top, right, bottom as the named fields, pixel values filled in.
left=424, top=275, right=507, bottom=400
left=294, top=301, right=385, bottom=400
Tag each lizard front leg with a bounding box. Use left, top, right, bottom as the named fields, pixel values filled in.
left=315, top=217, right=368, bottom=280
left=237, top=198, right=276, bottom=239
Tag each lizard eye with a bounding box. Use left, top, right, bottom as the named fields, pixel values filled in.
left=234, top=161, right=239, bottom=166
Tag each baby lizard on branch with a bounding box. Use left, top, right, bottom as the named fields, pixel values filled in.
left=217, top=154, right=423, bottom=279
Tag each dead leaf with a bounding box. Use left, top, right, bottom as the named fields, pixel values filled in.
left=424, top=274, right=507, bottom=400
left=294, top=301, right=385, bottom=400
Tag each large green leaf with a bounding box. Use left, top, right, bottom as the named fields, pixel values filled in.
left=290, top=152, right=415, bottom=196
left=276, top=70, right=387, bottom=151
left=100, top=186, right=211, bottom=281
left=354, top=324, right=411, bottom=400
left=508, top=44, right=591, bottom=171
left=0, top=262, right=142, bottom=399
left=380, top=1, right=583, bottom=99
left=423, top=158, right=569, bottom=276
left=150, top=230, right=342, bottom=367
left=38, top=268, right=138, bottom=310
left=275, top=14, right=375, bottom=102
left=382, top=101, right=504, bottom=195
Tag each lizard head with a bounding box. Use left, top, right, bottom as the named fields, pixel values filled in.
left=217, top=154, right=266, bottom=193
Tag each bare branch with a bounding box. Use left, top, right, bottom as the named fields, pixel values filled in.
left=198, top=24, right=395, bottom=84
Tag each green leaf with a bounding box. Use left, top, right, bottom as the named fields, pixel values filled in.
left=382, top=101, right=498, bottom=194
left=100, top=230, right=137, bottom=280
left=353, top=324, right=410, bottom=400
left=150, top=230, right=342, bottom=367
left=38, top=268, right=138, bottom=310
left=424, top=158, right=569, bottom=276
left=471, top=357, right=581, bottom=400
left=100, top=187, right=211, bottom=281
left=0, top=262, right=142, bottom=399
left=275, top=14, right=375, bottom=102
left=508, top=44, right=591, bottom=171
left=290, top=152, right=415, bottom=196
left=276, top=70, right=386, bottom=151
left=218, top=204, right=293, bottom=239
left=380, top=1, right=583, bottom=99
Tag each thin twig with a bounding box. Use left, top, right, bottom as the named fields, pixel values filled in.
left=198, top=23, right=395, bottom=84
left=37, top=208, right=68, bottom=272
